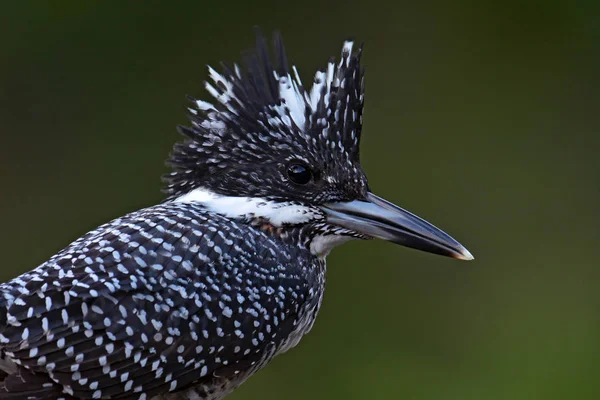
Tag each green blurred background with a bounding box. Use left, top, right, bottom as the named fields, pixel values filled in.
left=1, top=2, right=599, bottom=399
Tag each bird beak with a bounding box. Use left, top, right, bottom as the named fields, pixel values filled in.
left=321, top=192, right=474, bottom=260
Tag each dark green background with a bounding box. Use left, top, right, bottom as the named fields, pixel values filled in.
left=1, top=2, right=599, bottom=399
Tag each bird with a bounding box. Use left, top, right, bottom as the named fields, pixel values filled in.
left=0, top=30, right=473, bottom=400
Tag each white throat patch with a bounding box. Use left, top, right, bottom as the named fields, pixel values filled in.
left=309, top=234, right=356, bottom=259
left=174, top=188, right=320, bottom=226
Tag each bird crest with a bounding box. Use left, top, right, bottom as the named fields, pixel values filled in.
left=164, top=31, right=366, bottom=200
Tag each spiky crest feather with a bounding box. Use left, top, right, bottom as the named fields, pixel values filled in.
left=164, top=31, right=366, bottom=200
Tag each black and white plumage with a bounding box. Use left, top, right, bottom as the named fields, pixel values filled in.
left=0, top=31, right=473, bottom=400
left=165, top=33, right=366, bottom=204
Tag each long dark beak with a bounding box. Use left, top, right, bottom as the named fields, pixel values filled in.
left=321, top=192, right=474, bottom=260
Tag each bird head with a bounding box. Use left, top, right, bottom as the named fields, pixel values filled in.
left=164, top=31, right=473, bottom=260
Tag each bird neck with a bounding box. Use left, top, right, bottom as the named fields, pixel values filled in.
left=173, top=187, right=345, bottom=257
left=174, top=187, right=321, bottom=224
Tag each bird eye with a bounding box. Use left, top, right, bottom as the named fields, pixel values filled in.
left=287, top=163, right=312, bottom=185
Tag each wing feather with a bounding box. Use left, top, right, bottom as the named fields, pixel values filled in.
left=0, top=202, right=313, bottom=398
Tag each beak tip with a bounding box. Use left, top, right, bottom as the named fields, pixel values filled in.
left=455, top=247, right=475, bottom=261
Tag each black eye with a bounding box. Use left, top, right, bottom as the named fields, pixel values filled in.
left=287, top=163, right=312, bottom=185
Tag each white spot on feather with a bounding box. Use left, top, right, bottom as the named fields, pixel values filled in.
left=196, top=100, right=215, bottom=111
left=341, top=41, right=354, bottom=65
left=277, top=75, right=306, bottom=130
left=309, top=71, right=327, bottom=111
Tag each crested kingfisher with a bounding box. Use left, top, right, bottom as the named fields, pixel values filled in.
left=0, top=31, right=473, bottom=399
